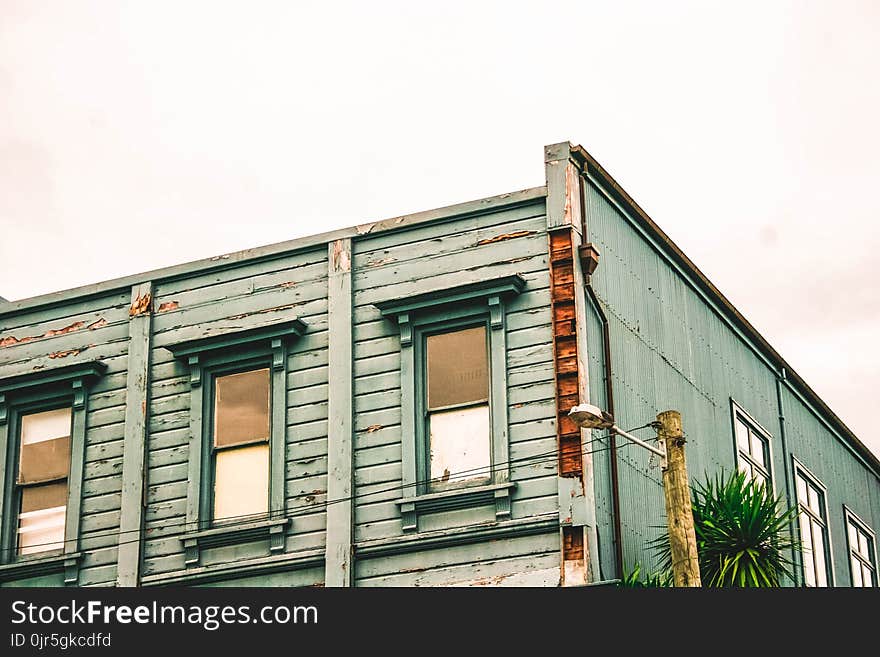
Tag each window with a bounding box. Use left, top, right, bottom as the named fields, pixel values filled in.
left=376, top=274, right=525, bottom=532
left=731, top=402, right=772, bottom=489
left=845, top=509, right=876, bottom=587
left=15, top=408, right=72, bottom=555
left=794, top=462, right=831, bottom=587
left=0, top=360, right=106, bottom=585
left=424, top=325, right=491, bottom=490
left=166, top=318, right=305, bottom=567
left=211, top=368, right=270, bottom=521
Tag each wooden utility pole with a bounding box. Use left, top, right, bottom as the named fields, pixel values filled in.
left=657, top=410, right=701, bottom=587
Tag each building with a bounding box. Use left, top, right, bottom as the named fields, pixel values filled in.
left=0, top=142, right=877, bottom=587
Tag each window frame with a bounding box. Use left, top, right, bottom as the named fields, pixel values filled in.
left=729, top=399, right=774, bottom=491
left=416, top=316, right=493, bottom=494
left=0, top=360, right=106, bottom=585
left=376, top=274, right=525, bottom=533
left=792, top=457, right=833, bottom=587
left=204, top=359, right=273, bottom=525
left=844, top=506, right=877, bottom=588
left=166, top=319, right=305, bottom=567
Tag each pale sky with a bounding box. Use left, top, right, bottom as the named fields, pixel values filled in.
left=1, top=2, right=878, bottom=458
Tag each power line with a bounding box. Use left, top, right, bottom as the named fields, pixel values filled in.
left=1, top=430, right=657, bottom=557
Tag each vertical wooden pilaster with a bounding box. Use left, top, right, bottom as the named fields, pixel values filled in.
left=117, top=281, right=153, bottom=586
left=546, top=142, right=599, bottom=585
left=325, top=238, right=354, bottom=587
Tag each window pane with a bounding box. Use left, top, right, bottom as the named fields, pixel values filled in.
left=18, top=482, right=67, bottom=555
left=738, top=460, right=752, bottom=479
left=800, top=514, right=816, bottom=587
left=735, top=418, right=750, bottom=452
left=214, top=369, right=270, bottom=448
left=427, top=326, right=488, bottom=409
left=852, top=556, right=863, bottom=587
left=863, top=564, right=874, bottom=588
left=796, top=475, right=808, bottom=506
left=812, top=519, right=827, bottom=587
left=213, top=443, right=269, bottom=521
left=807, top=485, right=821, bottom=516
left=753, top=470, right=769, bottom=491
left=849, top=522, right=859, bottom=554
left=429, top=404, right=491, bottom=487
left=857, top=530, right=868, bottom=558
left=749, top=433, right=766, bottom=467
left=18, top=409, right=71, bottom=484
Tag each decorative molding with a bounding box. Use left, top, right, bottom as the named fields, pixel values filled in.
left=181, top=518, right=290, bottom=567
left=396, top=483, right=517, bottom=532
left=0, top=552, right=82, bottom=584
left=488, top=295, right=503, bottom=330
left=377, top=275, right=524, bottom=534
left=170, top=318, right=304, bottom=568
left=398, top=313, right=412, bottom=347
left=187, top=355, right=202, bottom=388
left=165, top=318, right=306, bottom=360
left=72, top=379, right=85, bottom=410
left=0, top=360, right=107, bottom=396
left=374, top=274, right=526, bottom=318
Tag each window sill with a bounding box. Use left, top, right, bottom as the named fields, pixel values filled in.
left=396, top=482, right=516, bottom=532
left=0, top=551, right=81, bottom=584
left=181, top=518, right=289, bottom=567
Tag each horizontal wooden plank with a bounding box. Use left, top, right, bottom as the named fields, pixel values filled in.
left=353, top=202, right=545, bottom=256
left=154, top=258, right=328, bottom=311
left=357, top=548, right=559, bottom=587
left=154, top=247, right=326, bottom=297
left=353, top=423, right=401, bottom=451
left=353, top=233, right=548, bottom=294
left=0, top=293, right=129, bottom=333
left=355, top=530, right=558, bottom=579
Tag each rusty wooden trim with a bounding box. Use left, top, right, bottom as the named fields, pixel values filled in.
left=548, top=229, right=583, bottom=478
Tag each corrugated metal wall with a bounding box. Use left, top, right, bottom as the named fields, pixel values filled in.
left=585, top=178, right=880, bottom=583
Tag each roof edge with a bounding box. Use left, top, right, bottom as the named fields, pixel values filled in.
left=1, top=185, right=547, bottom=318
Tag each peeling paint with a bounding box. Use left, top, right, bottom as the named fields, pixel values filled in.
left=331, top=239, right=351, bottom=273
left=87, top=318, right=108, bottom=330
left=129, top=293, right=152, bottom=317
left=365, top=424, right=383, bottom=433
left=156, top=301, right=179, bottom=313
left=1, top=320, right=88, bottom=347
left=475, top=230, right=536, bottom=246
left=48, top=345, right=91, bottom=359
left=226, top=303, right=298, bottom=320
left=279, top=281, right=297, bottom=289
left=365, top=257, right=396, bottom=267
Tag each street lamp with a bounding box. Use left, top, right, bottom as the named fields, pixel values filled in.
left=568, top=403, right=667, bottom=469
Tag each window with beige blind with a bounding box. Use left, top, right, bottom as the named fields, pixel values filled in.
left=16, top=407, right=72, bottom=555
left=211, top=368, right=271, bottom=522
left=425, top=326, right=491, bottom=490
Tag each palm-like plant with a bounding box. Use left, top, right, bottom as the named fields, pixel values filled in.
left=650, top=469, right=800, bottom=587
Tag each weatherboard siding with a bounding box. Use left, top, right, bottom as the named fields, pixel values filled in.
left=0, top=292, right=129, bottom=587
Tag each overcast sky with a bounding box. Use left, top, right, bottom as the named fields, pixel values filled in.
left=1, top=2, right=878, bottom=458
